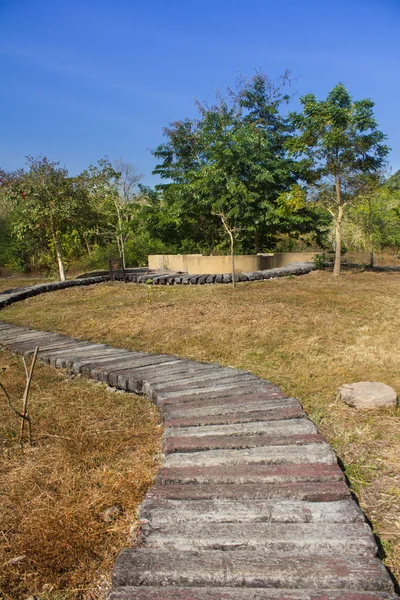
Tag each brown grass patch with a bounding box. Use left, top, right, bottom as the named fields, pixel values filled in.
left=0, top=349, right=162, bottom=599
left=1, top=270, right=400, bottom=581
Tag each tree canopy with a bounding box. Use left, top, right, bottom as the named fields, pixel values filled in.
left=288, top=83, right=390, bottom=275
left=153, top=73, right=324, bottom=255
left=0, top=74, right=397, bottom=279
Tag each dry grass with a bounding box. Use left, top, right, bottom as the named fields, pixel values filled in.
left=0, top=348, right=162, bottom=600
left=344, top=250, right=400, bottom=266
left=1, top=270, right=400, bottom=583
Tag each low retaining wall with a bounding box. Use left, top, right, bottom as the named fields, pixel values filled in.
left=148, top=252, right=316, bottom=274
left=129, top=262, right=315, bottom=285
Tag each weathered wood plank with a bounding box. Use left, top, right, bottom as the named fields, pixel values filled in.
left=142, top=522, right=376, bottom=555
left=140, top=498, right=364, bottom=525
left=112, top=549, right=394, bottom=591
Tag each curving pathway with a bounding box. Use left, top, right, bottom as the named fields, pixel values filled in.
left=0, top=274, right=398, bottom=600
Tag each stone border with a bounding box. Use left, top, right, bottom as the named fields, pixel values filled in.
left=0, top=275, right=109, bottom=310
left=128, top=262, right=315, bottom=285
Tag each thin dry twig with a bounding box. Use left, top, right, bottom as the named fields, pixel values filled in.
left=0, top=381, right=25, bottom=419
left=20, top=346, right=39, bottom=446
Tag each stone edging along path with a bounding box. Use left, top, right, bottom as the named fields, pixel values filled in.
left=0, top=273, right=398, bottom=600
left=0, top=262, right=315, bottom=309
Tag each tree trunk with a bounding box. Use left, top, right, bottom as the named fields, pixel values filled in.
left=84, top=235, right=91, bottom=256
left=370, top=234, right=374, bottom=268
left=220, top=214, right=236, bottom=288
left=120, top=236, right=126, bottom=269
left=209, top=231, right=215, bottom=256
left=115, top=201, right=126, bottom=268
left=333, top=176, right=342, bottom=277
left=52, top=230, right=66, bottom=281
left=229, top=230, right=236, bottom=288
left=254, top=231, right=260, bottom=254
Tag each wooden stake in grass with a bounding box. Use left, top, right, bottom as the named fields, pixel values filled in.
left=20, top=347, right=39, bottom=445
left=0, top=346, right=39, bottom=446
left=219, top=212, right=239, bottom=288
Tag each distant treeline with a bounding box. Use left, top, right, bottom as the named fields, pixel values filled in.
left=1, top=73, right=400, bottom=279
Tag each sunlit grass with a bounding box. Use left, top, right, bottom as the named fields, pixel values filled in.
left=1, top=269, right=400, bottom=581
left=0, top=348, right=162, bottom=599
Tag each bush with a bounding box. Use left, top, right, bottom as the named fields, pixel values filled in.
left=313, top=253, right=330, bottom=269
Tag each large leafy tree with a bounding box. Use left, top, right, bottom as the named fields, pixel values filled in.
left=7, top=156, right=93, bottom=280
left=153, top=73, right=319, bottom=255
left=0, top=169, right=26, bottom=271
left=289, top=83, right=390, bottom=275
left=153, top=117, right=222, bottom=254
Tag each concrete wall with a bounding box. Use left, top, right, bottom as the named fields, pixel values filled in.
left=264, top=252, right=316, bottom=269
left=148, top=253, right=316, bottom=274
left=148, top=254, right=202, bottom=272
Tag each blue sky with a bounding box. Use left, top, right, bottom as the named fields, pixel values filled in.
left=1, top=0, right=399, bottom=185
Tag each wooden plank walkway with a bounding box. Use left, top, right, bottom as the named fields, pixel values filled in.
left=0, top=320, right=398, bottom=600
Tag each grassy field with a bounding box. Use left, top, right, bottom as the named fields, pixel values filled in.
left=0, top=269, right=399, bottom=584
left=0, top=348, right=162, bottom=600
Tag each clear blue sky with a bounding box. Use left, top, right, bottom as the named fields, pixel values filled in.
left=1, top=0, right=399, bottom=185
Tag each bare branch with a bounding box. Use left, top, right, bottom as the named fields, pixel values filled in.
left=20, top=346, right=39, bottom=446
left=22, top=357, right=29, bottom=380
left=0, top=382, right=25, bottom=419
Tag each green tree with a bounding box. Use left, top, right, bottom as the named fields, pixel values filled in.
left=345, top=173, right=400, bottom=266
left=384, top=169, right=400, bottom=192
left=289, top=83, right=390, bottom=275
left=80, top=158, right=142, bottom=268
left=153, top=73, right=320, bottom=256
left=0, top=169, right=26, bottom=271
left=7, top=156, right=92, bottom=280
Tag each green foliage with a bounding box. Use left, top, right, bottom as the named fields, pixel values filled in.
left=384, top=169, right=400, bottom=191
left=153, top=72, right=325, bottom=254
left=288, top=83, right=390, bottom=274
left=0, top=78, right=396, bottom=277
left=289, top=84, right=390, bottom=180
left=145, top=279, right=153, bottom=303
left=4, top=156, right=96, bottom=279
left=313, top=253, right=330, bottom=270
left=343, top=173, right=400, bottom=262
left=79, top=158, right=145, bottom=268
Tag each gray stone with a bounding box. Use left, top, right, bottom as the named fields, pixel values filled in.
left=112, top=549, right=392, bottom=590
left=163, top=443, right=336, bottom=468
left=109, top=588, right=398, bottom=600
left=339, top=381, right=398, bottom=409
left=164, top=397, right=300, bottom=419
left=143, top=522, right=376, bottom=555
left=163, top=418, right=317, bottom=439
